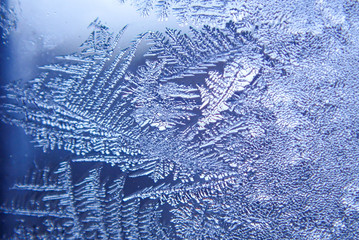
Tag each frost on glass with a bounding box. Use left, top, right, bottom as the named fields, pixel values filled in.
left=0, top=2, right=17, bottom=43
left=1, top=0, right=359, bottom=239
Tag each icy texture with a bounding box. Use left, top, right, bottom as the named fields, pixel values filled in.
left=126, top=0, right=357, bottom=32
left=0, top=2, right=17, bottom=43
left=2, top=162, right=167, bottom=239
left=2, top=1, right=359, bottom=239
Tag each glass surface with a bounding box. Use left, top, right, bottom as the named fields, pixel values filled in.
left=1, top=0, right=359, bottom=239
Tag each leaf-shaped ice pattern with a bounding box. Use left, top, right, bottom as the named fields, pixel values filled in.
left=124, top=60, right=199, bottom=130
left=2, top=0, right=359, bottom=238
left=144, top=22, right=259, bottom=80
left=1, top=161, right=169, bottom=239
left=198, top=62, right=259, bottom=129
left=3, top=19, right=152, bottom=157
